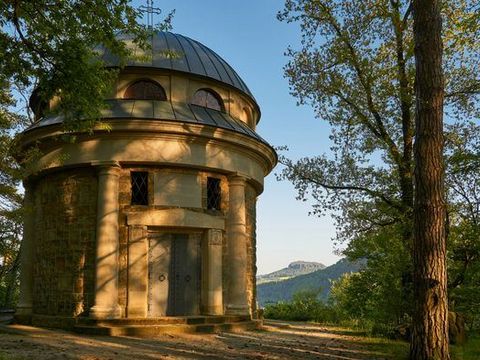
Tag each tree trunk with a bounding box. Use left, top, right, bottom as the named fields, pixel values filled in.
left=410, top=0, right=449, bottom=359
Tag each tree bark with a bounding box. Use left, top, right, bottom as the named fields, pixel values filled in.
left=410, top=0, right=449, bottom=359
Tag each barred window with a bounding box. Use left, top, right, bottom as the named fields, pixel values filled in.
left=131, top=171, right=148, bottom=205
left=207, top=177, right=221, bottom=210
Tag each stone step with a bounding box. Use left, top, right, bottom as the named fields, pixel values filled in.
left=73, top=320, right=261, bottom=337
left=77, top=315, right=251, bottom=327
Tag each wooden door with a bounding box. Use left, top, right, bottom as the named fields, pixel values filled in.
left=148, top=232, right=201, bottom=317
left=148, top=233, right=172, bottom=317
left=171, top=233, right=201, bottom=315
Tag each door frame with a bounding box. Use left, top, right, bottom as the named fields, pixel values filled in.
left=126, top=209, right=225, bottom=318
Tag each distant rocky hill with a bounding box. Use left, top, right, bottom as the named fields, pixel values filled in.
left=257, top=258, right=364, bottom=306
left=256, top=261, right=326, bottom=285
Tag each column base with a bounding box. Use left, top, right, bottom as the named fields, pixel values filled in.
left=15, top=305, right=33, bottom=316
left=89, top=305, right=122, bottom=319
left=204, top=305, right=224, bottom=316
left=225, top=304, right=250, bottom=316
left=14, top=306, right=33, bottom=325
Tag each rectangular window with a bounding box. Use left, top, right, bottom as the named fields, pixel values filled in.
left=207, top=177, right=221, bottom=210
left=131, top=171, right=148, bottom=205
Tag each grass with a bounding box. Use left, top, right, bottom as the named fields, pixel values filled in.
left=451, top=334, right=480, bottom=360
left=0, top=353, right=27, bottom=360
left=355, top=337, right=409, bottom=359
left=281, top=321, right=479, bottom=359
left=355, top=331, right=480, bottom=360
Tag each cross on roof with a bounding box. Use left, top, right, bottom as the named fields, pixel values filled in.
left=139, top=0, right=162, bottom=29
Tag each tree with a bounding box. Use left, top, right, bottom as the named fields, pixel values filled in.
left=0, top=0, right=173, bottom=131
left=0, top=77, right=27, bottom=308
left=410, top=0, right=449, bottom=357
left=277, top=0, right=479, bottom=345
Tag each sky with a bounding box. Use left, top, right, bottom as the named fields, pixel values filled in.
left=133, top=0, right=343, bottom=274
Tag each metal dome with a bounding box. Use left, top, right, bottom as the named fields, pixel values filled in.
left=98, top=31, right=255, bottom=102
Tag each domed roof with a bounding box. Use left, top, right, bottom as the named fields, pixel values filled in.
left=98, top=31, right=255, bottom=102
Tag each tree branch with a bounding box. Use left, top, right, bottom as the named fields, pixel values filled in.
left=279, top=158, right=403, bottom=212
left=12, top=0, right=56, bottom=67
left=314, top=1, right=403, bottom=167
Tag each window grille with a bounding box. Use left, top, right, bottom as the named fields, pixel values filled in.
left=131, top=172, right=148, bottom=205
left=207, top=177, right=221, bottom=210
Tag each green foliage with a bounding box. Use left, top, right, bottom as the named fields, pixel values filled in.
left=0, top=0, right=173, bottom=132
left=445, top=121, right=480, bottom=330
left=0, top=79, right=23, bottom=309
left=338, top=225, right=412, bottom=324
left=264, top=289, right=340, bottom=323
left=277, top=0, right=479, bottom=246
left=451, top=334, right=480, bottom=360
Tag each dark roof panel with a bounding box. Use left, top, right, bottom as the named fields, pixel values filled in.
left=186, top=37, right=222, bottom=80
left=97, top=31, right=256, bottom=102
left=151, top=32, right=172, bottom=69
left=190, top=105, right=217, bottom=127
left=163, top=32, right=189, bottom=73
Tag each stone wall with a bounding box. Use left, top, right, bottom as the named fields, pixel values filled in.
left=32, top=168, right=97, bottom=316
left=245, top=183, right=257, bottom=317
left=30, top=165, right=255, bottom=319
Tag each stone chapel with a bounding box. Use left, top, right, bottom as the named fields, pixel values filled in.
left=15, top=31, right=277, bottom=334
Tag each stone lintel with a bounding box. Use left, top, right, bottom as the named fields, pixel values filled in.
left=127, top=208, right=225, bottom=230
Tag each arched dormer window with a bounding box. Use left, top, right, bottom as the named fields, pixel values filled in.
left=124, top=80, right=167, bottom=101
left=191, top=89, right=224, bottom=112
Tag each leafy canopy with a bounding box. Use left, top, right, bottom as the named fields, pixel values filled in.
left=277, top=0, right=479, bottom=245
left=0, top=0, right=173, bottom=131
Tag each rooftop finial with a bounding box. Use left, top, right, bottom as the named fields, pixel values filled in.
left=139, top=0, right=162, bottom=29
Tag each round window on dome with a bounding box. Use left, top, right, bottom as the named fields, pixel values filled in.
left=124, top=80, right=167, bottom=101
left=191, top=89, right=224, bottom=112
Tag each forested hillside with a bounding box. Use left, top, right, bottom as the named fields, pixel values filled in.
left=257, top=258, right=363, bottom=306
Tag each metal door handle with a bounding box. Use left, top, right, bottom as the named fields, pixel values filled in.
left=159, top=274, right=166, bottom=282
left=185, top=275, right=191, bottom=282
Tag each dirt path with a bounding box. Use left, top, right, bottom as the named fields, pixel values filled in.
left=0, top=321, right=392, bottom=359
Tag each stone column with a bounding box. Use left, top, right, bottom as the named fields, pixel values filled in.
left=205, top=229, right=223, bottom=315
left=226, top=175, right=249, bottom=315
left=16, top=182, right=35, bottom=317
left=89, top=161, right=122, bottom=319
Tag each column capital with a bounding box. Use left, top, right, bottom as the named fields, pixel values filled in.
left=91, top=161, right=121, bottom=176
left=228, top=174, right=247, bottom=186
left=91, top=160, right=121, bottom=168
left=207, top=229, right=223, bottom=246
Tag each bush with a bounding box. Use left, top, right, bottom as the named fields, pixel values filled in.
left=263, top=289, right=340, bottom=324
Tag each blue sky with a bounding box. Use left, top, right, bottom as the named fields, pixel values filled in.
left=135, top=0, right=343, bottom=274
